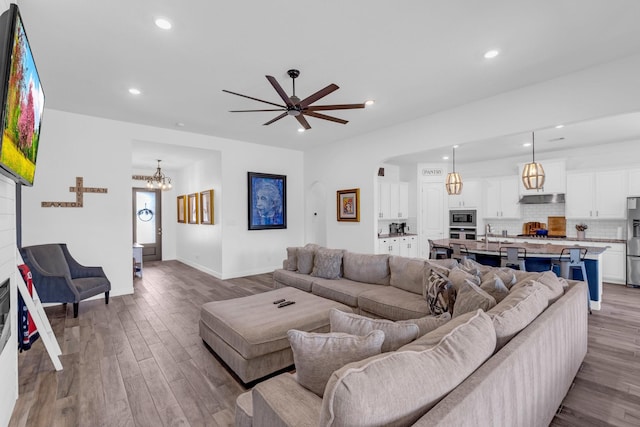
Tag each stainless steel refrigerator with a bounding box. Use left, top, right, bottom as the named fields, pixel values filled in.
left=627, top=197, right=640, bottom=287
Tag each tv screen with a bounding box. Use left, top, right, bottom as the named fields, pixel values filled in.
left=0, top=4, right=44, bottom=186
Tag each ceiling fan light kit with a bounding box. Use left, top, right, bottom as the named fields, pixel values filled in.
left=445, top=146, right=463, bottom=195
left=223, top=69, right=366, bottom=130
left=522, top=132, right=545, bottom=190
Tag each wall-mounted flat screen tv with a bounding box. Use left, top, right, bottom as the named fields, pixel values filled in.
left=0, top=4, right=44, bottom=186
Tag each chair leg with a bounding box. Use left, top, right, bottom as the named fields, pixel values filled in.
left=105, top=291, right=110, bottom=305
left=73, top=302, right=79, bottom=318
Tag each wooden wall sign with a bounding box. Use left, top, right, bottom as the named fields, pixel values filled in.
left=41, top=177, right=108, bottom=208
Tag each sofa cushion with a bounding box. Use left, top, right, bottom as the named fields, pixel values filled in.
left=329, top=309, right=419, bottom=352
left=319, top=310, right=496, bottom=426
left=273, top=269, right=315, bottom=292
left=460, top=258, right=492, bottom=276
left=358, top=286, right=432, bottom=320
left=400, top=309, right=484, bottom=351
left=397, top=312, right=451, bottom=337
left=297, top=248, right=315, bottom=274
left=284, top=247, right=301, bottom=271
left=480, top=274, right=510, bottom=303
left=389, top=256, right=426, bottom=295
left=423, top=269, right=452, bottom=315
left=342, top=252, right=390, bottom=285
left=311, top=278, right=383, bottom=307
left=234, top=391, right=253, bottom=427
left=452, top=279, right=496, bottom=318
left=311, top=248, right=344, bottom=279
left=512, top=270, right=564, bottom=304
left=487, top=280, right=549, bottom=349
left=287, top=329, right=385, bottom=397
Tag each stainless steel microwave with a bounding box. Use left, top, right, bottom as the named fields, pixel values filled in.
left=450, top=209, right=476, bottom=227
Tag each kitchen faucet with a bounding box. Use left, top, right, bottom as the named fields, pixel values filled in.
left=485, top=224, right=492, bottom=243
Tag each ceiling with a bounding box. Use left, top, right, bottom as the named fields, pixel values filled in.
left=16, top=0, right=640, bottom=169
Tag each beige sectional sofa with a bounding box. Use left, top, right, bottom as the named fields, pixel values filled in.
left=273, top=247, right=457, bottom=320
left=237, top=245, right=589, bottom=426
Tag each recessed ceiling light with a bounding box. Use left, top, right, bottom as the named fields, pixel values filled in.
left=128, top=88, right=141, bottom=95
left=364, top=99, right=375, bottom=107
left=442, top=156, right=449, bottom=160
left=555, top=124, right=564, bottom=129
left=155, top=17, right=172, bottom=30
left=298, top=128, right=305, bottom=133
left=453, top=145, right=459, bottom=148
left=176, top=122, right=185, bottom=127
left=484, top=49, right=500, bottom=59
left=523, top=142, right=532, bottom=147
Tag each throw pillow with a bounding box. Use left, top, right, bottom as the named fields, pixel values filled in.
left=398, top=312, right=451, bottom=337
left=296, top=248, right=315, bottom=274
left=311, top=248, right=344, bottom=279
left=461, top=258, right=492, bottom=276
left=452, top=279, right=497, bottom=318
left=330, top=308, right=419, bottom=352
left=448, top=267, right=481, bottom=292
left=287, top=329, right=385, bottom=397
left=285, top=247, right=300, bottom=271
left=482, top=267, right=516, bottom=289
left=423, top=269, right=453, bottom=315
left=480, top=274, right=510, bottom=303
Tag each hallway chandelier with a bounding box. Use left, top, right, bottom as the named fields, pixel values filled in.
left=522, top=132, right=545, bottom=190
left=445, top=146, right=463, bottom=195
left=146, top=160, right=173, bottom=191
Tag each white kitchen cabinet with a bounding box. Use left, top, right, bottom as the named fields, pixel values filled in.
left=399, top=236, right=418, bottom=258
left=628, top=168, right=640, bottom=196
left=518, top=159, right=566, bottom=195
left=378, top=181, right=409, bottom=220
left=602, top=243, right=626, bottom=284
left=566, top=170, right=628, bottom=219
left=378, top=237, right=400, bottom=255
left=448, top=179, right=482, bottom=209
left=378, top=181, right=392, bottom=219
left=484, top=176, right=521, bottom=218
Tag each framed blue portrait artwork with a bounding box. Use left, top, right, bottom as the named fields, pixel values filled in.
left=248, top=172, right=287, bottom=230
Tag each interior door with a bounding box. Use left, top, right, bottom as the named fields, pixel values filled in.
left=133, top=188, right=162, bottom=262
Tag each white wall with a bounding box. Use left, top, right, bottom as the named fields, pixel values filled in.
left=305, top=53, right=640, bottom=253
left=174, top=152, right=223, bottom=276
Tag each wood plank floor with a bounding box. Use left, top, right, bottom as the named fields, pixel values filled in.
left=8, top=260, right=640, bottom=427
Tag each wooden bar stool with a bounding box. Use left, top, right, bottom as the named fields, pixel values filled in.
left=500, top=246, right=527, bottom=271
left=550, top=247, right=591, bottom=314
left=449, top=243, right=475, bottom=262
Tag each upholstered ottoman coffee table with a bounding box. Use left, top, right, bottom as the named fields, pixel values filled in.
left=199, top=287, right=353, bottom=384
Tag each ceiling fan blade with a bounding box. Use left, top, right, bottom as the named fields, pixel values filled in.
left=229, top=109, right=286, bottom=112
left=222, top=89, right=285, bottom=108
left=263, top=112, right=288, bottom=126
left=296, top=114, right=311, bottom=130
left=299, top=84, right=339, bottom=108
left=305, top=103, right=366, bottom=111
left=266, top=76, right=294, bottom=107
left=304, top=111, right=348, bottom=125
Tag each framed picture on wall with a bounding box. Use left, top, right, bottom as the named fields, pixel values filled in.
left=177, top=195, right=186, bottom=223
left=188, top=193, right=199, bottom=224
left=200, top=189, right=214, bottom=225
left=248, top=172, right=287, bottom=230
left=337, top=188, right=360, bottom=222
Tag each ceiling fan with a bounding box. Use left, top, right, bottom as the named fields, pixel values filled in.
left=222, top=69, right=366, bottom=130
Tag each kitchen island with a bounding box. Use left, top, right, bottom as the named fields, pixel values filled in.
left=432, top=238, right=607, bottom=310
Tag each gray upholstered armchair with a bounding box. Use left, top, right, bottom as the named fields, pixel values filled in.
left=19, top=243, right=111, bottom=318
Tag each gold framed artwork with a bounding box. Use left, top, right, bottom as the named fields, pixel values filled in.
left=337, top=188, right=360, bottom=222
left=177, top=195, right=186, bottom=223
left=188, top=193, right=199, bottom=224
left=200, top=189, right=214, bottom=225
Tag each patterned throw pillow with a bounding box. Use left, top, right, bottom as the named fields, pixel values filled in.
left=423, top=269, right=452, bottom=315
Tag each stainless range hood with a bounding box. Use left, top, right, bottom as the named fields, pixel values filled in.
left=518, top=193, right=565, bottom=204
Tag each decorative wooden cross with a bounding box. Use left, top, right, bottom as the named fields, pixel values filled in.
left=41, top=177, right=108, bottom=208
